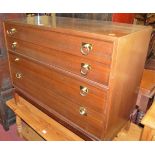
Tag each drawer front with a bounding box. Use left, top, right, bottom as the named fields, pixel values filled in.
left=9, top=53, right=107, bottom=113
left=9, top=56, right=106, bottom=138
left=7, top=38, right=111, bottom=85
left=5, top=23, right=113, bottom=64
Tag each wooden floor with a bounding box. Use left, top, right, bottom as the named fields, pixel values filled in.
left=113, top=123, right=142, bottom=141
left=21, top=122, right=143, bottom=141
left=0, top=122, right=143, bottom=141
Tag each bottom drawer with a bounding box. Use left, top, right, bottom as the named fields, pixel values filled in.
left=10, top=65, right=105, bottom=139
left=14, top=78, right=105, bottom=138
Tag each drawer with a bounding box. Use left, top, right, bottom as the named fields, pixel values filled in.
left=9, top=53, right=108, bottom=114
left=7, top=38, right=111, bottom=85
left=9, top=58, right=106, bottom=138
left=5, top=23, right=113, bottom=64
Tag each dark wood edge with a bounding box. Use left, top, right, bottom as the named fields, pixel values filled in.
left=14, top=86, right=100, bottom=141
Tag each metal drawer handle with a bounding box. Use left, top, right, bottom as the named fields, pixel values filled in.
left=7, top=28, right=17, bottom=35
left=14, top=57, right=20, bottom=62
left=80, top=86, right=88, bottom=96
left=16, top=73, right=22, bottom=79
left=80, top=63, right=91, bottom=76
left=80, top=42, right=92, bottom=55
left=12, top=42, right=17, bottom=50
left=79, top=107, right=87, bottom=116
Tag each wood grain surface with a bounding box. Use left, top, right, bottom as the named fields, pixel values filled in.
left=7, top=37, right=111, bottom=85
left=141, top=101, right=155, bottom=129
left=139, top=69, right=155, bottom=97
left=4, top=17, right=152, bottom=140
left=7, top=97, right=84, bottom=141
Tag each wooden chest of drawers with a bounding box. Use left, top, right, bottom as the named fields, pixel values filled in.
left=3, top=16, right=152, bottom=140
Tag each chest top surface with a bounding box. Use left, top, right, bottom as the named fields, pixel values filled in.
left=5, top=16, right=150, bottom=38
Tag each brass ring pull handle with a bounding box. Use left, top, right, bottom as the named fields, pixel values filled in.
left=80, top=86, right=88, bottom=96
left=7, top=28, right=17, bottom=35
left=14, top=57, right=20, bottom=62
left=79, top=107, right=87, bottom=116
left=12, top=42, right=17, bottom=50
left=80, top=63, right=91, bottom=76
left=16, top=73, right=22, bottom=79
left=80, top=43, right=92, bottom=55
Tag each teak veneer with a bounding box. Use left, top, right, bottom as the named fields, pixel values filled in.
left=4, top=16, right=152, bottom=140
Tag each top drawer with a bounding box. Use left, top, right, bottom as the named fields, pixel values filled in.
left=5, top=23, right=113, bottom=64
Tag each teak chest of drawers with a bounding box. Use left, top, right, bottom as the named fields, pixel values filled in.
left=3, top=16, right=152, bottom=140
